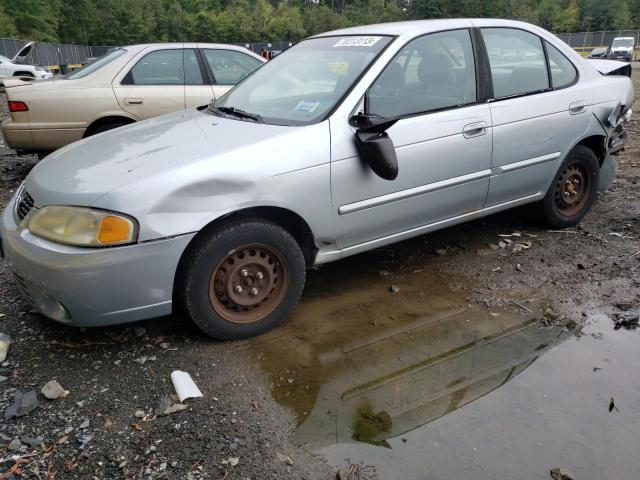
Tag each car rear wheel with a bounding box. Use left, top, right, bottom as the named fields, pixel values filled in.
left=88, top=119, right=133, bottom=136
left=539, top=145, right=599, bottom=228
left=178, top=218, right=306, bottom=340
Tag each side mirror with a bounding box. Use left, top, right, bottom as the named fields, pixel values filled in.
left=352, top=116, right=399, bottom=181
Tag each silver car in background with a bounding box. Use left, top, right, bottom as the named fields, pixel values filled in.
left=0, top=19, right=634, bottom=339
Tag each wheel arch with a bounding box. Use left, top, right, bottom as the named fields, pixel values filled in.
left=84, top=115, right=137, bottom=137
left=13, top=71, right=35, bottom=77
left=575, top=134, right=607, bottom=167
left=171, top=206, right=318, bottom=315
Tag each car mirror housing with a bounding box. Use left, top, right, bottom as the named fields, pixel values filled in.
left=352, top=117, right=400, bottom=181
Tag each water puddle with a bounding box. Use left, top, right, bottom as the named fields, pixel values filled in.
left=246, top=256, right=640, bottom=479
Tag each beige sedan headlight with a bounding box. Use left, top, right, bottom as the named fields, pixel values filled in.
left=28, top=206, right=137, bottom=247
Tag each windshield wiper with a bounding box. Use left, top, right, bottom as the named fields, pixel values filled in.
left=213, top=106, right=262, bottom=122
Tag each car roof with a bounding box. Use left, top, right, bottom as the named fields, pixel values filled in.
left=120, top=43, right=259, bottom=54
left=313, top=18, right=536, bottom=38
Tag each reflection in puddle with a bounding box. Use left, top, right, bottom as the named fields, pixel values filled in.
left=246, top=260, right=567, bottom=450
left=243, top=253, right=640, bottom=479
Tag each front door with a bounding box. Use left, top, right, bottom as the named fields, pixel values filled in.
left=331, top=29, right=493, bottom=249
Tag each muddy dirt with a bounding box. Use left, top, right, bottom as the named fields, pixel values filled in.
left=1, top=66, right=639, bottom=480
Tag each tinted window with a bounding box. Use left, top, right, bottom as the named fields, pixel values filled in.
left=125, top=49, right=203, bottom=86
left=545, top=42, right=577, bottom=89
left=202, top=49, right=263, bottom=85
left=368, top=29, right=476, bottom=117
left=481, top=28, right=549, bottom=98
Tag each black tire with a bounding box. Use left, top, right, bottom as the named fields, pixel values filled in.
left=89, top=120, right=132, bottom=136
left=177, top=217, right=306, bottom=340
left=539, top=145, right=600, bottom=228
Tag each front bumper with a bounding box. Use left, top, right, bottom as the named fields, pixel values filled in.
left=1, top=198, right=195, bottom=327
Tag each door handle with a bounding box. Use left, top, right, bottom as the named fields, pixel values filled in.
left=569, top=101, right=587, bottom=115
left=124, top=97, right=143, bottom=105
left=462, top=121, right=488, bottom=139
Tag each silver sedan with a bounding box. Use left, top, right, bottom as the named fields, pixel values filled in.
left=0, top=19, right=634, bottom=339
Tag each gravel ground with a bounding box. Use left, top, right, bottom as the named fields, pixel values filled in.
left=0, top=68, right=639, bottom=480
left=0, top=102, right=332, bottom=479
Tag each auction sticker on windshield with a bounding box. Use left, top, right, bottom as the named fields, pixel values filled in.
left=334, top=37, right=381, bottom=47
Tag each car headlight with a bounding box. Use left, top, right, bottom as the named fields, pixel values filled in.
left=35, top=66, right=44, bottom=71
left=28, top=206, right=137, bottom=247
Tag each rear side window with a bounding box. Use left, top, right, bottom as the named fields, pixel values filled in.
left=123, top=49, right=204, bottom=86
left=545, top=41, right=578, bottom=89
left=368, top=29, right=477, bottom=117
left=481, top=28, right=549, bottom=98
left=202, top=49, right=263, bottom=85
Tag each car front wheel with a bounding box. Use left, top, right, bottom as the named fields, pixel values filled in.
left=539, top=145, right=600, bottom=228
left=178, top=218, right=306, bottom=340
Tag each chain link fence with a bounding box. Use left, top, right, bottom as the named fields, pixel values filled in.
left=0, top=39, right=294, bottom=71
left=0, top=38, right=111, bottom=70
left=556, top=30, right=640, bottom=58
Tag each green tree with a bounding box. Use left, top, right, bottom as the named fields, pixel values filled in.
left=0, top=3, right=18, bottom=38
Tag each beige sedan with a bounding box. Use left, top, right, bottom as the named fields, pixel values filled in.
left=1, top=43, right=265, bottom=152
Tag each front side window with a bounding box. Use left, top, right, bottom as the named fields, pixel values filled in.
left=367, top=29, right=476, bottom=118
left=67, top=48, right=127, bottom=80
left=213, top=35, right=392, bottom=126
left=481, top=28, right=549, bottom=98
left=122, top=49, right=204, bottom=86
left=202, top=49, right=263, bottom=85
left=545, top=42, right=577, bottom=89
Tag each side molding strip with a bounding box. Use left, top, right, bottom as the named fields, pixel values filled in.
left=338, top=169, right=492, bottom=215
left=491, top=152, right=561, bottom=175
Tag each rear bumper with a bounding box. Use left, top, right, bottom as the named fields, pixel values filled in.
left=1, top=197, right=195, bottom=327
left=1, top=118, right=84, bottom=151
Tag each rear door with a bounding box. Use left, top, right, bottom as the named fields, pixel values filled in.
left=113, top=48, right=209, bottom=119
left=480, top=27, right=590, bottom=207
left=199, top=48, right=264, bottom=99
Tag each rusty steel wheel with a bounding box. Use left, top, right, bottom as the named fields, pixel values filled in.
left=209, top=244, right=289, bottom=324
left=540, top=145, right=599, bottom=228
left=178, top=217, right=306, bottom=340
left=554, top=163, right=590, bottom=217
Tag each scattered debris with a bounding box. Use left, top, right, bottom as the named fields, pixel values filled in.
left=221, top=457, right=239, bottom=467
left=550, top=467, right=575, bottom=480
left=163, top=403, right=189, bottom=415
left=134, top=410, right=146, bottom=419
left=41, top=380, right=69, bottom=400
left=389, top=285, right=400, bottom=294
left=613, top=312, right=639, bottom=330
left=609, top=397, right=620, bottom=413
left=171, top=370, right=203, bottom=402
left=276, top=452, right=294, bottom=466
left=4, top=390, right=39, bottom=420
left=434, top=248, right=448, bottom=256
left=0, top=333, right=9, bottom=362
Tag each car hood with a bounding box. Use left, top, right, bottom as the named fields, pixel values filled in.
left=24, top=109, right=304, bottom=207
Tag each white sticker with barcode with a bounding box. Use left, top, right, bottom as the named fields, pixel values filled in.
left=334, top=36, right=381, bottom=47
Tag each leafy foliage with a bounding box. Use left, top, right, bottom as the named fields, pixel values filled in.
left=0, top=0, right=636, bottom=44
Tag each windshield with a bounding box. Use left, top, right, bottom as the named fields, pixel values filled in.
left=213, top=35, right=393, bottom=126
left=68, top=48, right=127, bottom=79
left=612, top=38, right=634, bottom=48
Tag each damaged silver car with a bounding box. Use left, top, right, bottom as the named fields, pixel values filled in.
left=0, top=19, right=634, bottom=339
